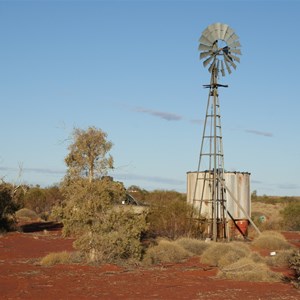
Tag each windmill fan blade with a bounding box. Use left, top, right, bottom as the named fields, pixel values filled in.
left=223, top=27, right=234, bottom=42
left=227, top=33, right=239, bottom=46
left=220, top=60, right=225, bottom=76
left=223, top=58, right=232, bottom=74
left=230, top=48, right=242, bottom=55
left=212, top=23, right=222, bottom=40
left=207, top=24, right=219, bottom=42
left=200, top=51, right=212, bottom=59
left=199, top=43, right=213, bottom=51
left=199, top=35, right=213, bottom=46
left=220, top=23, right=229, bottom=40
left=203, top=55, right=214, bottom=68
left=224, top=53, right=237, bottom=69
left=227, top=53, right=240, bottom=63
left=228, top=40, right=241, bottom=48
left=202, top=28, right=215, bottom=44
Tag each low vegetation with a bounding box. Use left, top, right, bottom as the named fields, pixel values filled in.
left=266, top=249, right=295, bottom=267
left=200, top=242, right=251, bottom=268
left=142, top=239, right=191, bottom=265
left=0, top=184, right=18, bottom=232
left=289, top=250, right=300, bottom=288
left=16, top=208, right=39, bottom=221
left=146, top=194, right=198, bottom=240
left=40, top=251, right=82, bottom=266
left=218, top=257, right=282, bottom=282
left=175, top=237, right=209, bottom=255
left=251, top=192, right=300, bottom=231
left=252, top=231, right=293, bottom=250
left=280, top=202, right=300, bottom=231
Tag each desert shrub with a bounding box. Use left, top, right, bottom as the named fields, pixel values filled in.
left=127, top=185, right=149, bottom=202
left=40, top=251, right=82, bottom=266
left=54, top=178, right=147, bottom=264
left=23, top=187, right=48, bottom=214
left=16, top=208, right=39, bottom=221
left=251, top=201, right=286, bottom=231
left=266, top=249, right=295, bottom=267
left=54, top=178, right=126, bottom=236
left=175, top=238, right=210, bottom=255
left=252, top=231, right=292, bottom=250
left=201, top=242, right=251, bottom=268
left=289, top=250, right=300, bottom=288
left=280, top=202, right=300, bottom=231
left=12, top=185, right=62, bottom=219
left=143, top=240, right=191, bottom=265
left=143, top=190, right=185, bottom=205
left=218, top=257, right=282, bottom=282
left=0, top=184, right=18, bottom=231
left=74, top=208, right=148, bottom=263
left=146, top=197, right=197, bottom=239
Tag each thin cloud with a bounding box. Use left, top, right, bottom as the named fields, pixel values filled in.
left=251, top=180, right=263, bottom=184
left=277, top=183, right=300, bottom=190
left=245, top=129, right=273, bottom=137
left=190, top=119, right=204, bottom=125
left=113, top=172, right=184, bottom=186
left=134, top=107, right=182, bottom=121
left=0, top=167, right=65, bottom=175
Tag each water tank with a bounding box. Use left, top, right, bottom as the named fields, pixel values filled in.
left=186, top=171, right=251, bottom=219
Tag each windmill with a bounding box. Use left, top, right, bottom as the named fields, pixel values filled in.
left=191, top=23, right=242, bottom=241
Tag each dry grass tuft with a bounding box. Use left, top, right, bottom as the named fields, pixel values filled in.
left=40, top=251, right=82, bottom=266
left=248, top=251, right=265, bottom=263
left=175, top=238, right=210, bottom=255
left=266, top=249, right=295, bottom=267
left=142, top=240, right=191, bottom=265
left=201, top=242, right=251, bottom=268
left=218, top=257, right=282, bottom=282
left=16, top=208, right=39, bottom=220
left=252, top=231, right=292, bottom=250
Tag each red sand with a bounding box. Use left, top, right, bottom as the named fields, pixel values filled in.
left=0, top=224, right=300, bottom=299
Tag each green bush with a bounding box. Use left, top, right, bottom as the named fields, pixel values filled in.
left=252, top=231, right=292, bottom=250
left=54, top=178, right=148, bottom=264
left=280, top=202, right=300, bottom=231
left=143, top=239, right=191, bottom=265
left=74, top=208, right=148, bottom=263
left=0, top=184, right=18, bottom=231
left=289, top=250, right=300, bottom=288
left=146, top=197, right=197, bottom=239
left=8, top=184, right=63, bottom=218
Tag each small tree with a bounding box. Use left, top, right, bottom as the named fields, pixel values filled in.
left=54, top=126, right=148, bottom=263
left=65, top=127, right=113, bottom=183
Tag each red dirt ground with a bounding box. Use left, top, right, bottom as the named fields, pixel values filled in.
left=1, top=224, right=300, bottom=299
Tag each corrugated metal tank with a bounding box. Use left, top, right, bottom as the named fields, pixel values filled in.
left=186, top=171, right=251, bottom=219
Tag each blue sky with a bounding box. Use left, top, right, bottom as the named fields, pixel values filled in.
left=0, top=0, right=299, bottom=196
